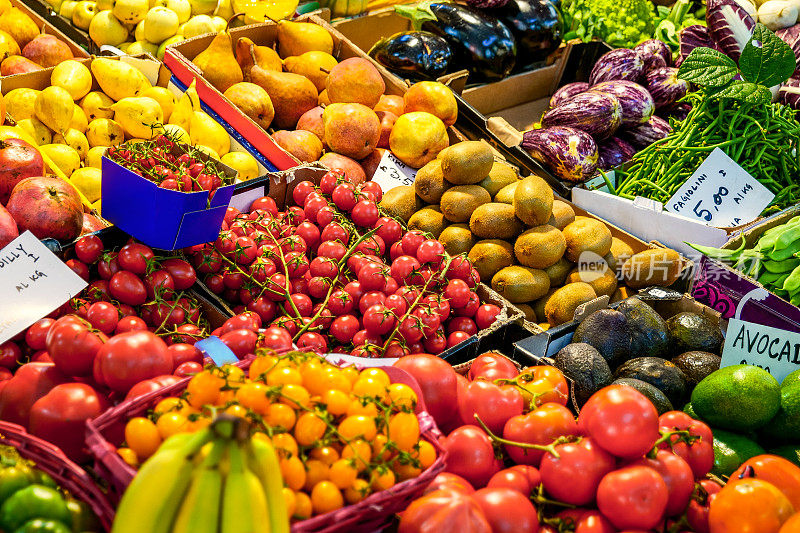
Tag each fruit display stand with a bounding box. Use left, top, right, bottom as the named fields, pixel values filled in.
left=0, top=421, right=116, bottom=531
left=9, top=0, right=89, bottom=58
left=163, top=14, right=471, bottom=171
left=19, top=0, right=94, bottom=53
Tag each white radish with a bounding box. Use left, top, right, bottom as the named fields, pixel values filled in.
left=758, top=0, right=798, bottom=29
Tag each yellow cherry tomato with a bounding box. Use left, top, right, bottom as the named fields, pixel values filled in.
left=294, top=412, right=327, bottom=446
left=303, top=459, right=330, bottom=491
left=155, top=412, right=188, bottom=440
left=360, top=368, right=390, bottom=386
left=344, top=478, right=371, bottom=504
left=321, top=389, right=350, bottom=416
left=388, top=412, right=420, bottom=452
left=266, top=403, right=297, bottom=430
left=370, top=468, right=396, bottom=491
left=116, top=447, right=138, bottom=468
left=328, top=458, right=358, bottom=489
left=125, top=417, right=162, bottom=460
left=309, top=446, right=340, bottom=466
left=272, top=432, right=299, bottom=458
left=338, top=415, right=377, bottom=441
left=294, top=491, right=312, bottom=520
left=235, top=382, right=270, bottom=414
left=310, top=481, right=344, bottom=515
left=280, top=456, right=306, bottom=491
left=387, top=383, right=418, bottom=410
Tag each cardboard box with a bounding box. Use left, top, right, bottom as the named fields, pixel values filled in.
left=693, top=205, right=800, bottom=332
left=164, top=14, right=468, bottom=172
left=17, top=0, right=93, bottom=53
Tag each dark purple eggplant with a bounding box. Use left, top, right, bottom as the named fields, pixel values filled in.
left=705, top=0, right=755, bottom=61
left=548, top=81, right=589, bottom=108
left=591, top=81, right=654, bottom=127
left=541, top=91, right=622, bottom=139
left=677, top=25, right=718, bottom=67
left=598, top=136, right=637, bottom=169
left=776, top=24, right=800, bottom=77
left=521, top=126, right=598, bottom=182
left=646, top=67, right=689, bottom=109
left=487, top=0, right=562, bottom=67
left=659, top=102, right=692, bottom=121
left=369, top=31, right=452, bottom=80
left=467, top=0, right=509, bottom=8
left=395, top=2, right=516, bottom=82
left=588, top=49, right=645, bottom=86
left=622, top=115, right=672, bottom=148
left=635, top=39, right=672, bottom=67
left=779, top=77, right=800, bottom=108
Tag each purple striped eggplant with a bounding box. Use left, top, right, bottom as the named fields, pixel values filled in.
left=598, top=136, right=637, bottom=169
left=780, top=77, right=800, bottom=108
left=590, top=80, right=655, bottom=127
left=541, top=91, right=622, bottom=139
left=622, top=115, right=672, bottom=148
left=646, top=67, right=689, bottom=109
left=635, top=39, right=673, bottom=68
left=588, top=48, right=645, bottom=86
left=678, top=25, right=717, bottom=67
left=776, top=24, right=800, bottom=77
left=641, top=54, right=667, bottom=75
left=705, top=0, right=755, bottom=61
left=549, top=82, right=589, bottom=108
left=521, top=126, right=599, bottom=183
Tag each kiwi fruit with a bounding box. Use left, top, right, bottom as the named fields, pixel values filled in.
left=408, top=207, right=447, bottom=238
left=495, top=182, right=519, bottom=204
left=439, top=224, right=476, bottom=256
left=533, top=288, right=557, bottom=322
left=562, top=216, right=613, bottom=262
left=491, top=266, right=551, bottom=303
left=468, top=239, right=514, bottom=281
left=379, top=185, right=423, bottom=223
left=514, top=225, right=567, bottom=269
left=549, top=200, right=576, bottom=230
left=513, top=175, right=553, bottom=227
left=470, top=203, right=524, bottom=240
left=516, top=303, right=537, bottom=322
left=566, top=264, right=618, bottom=298
left=414, top=159, right=450, bottom=204
left=604, top=237, right=635, bottom=271
left=440, top=185, right=491, bottom=223
left=544, top=282, right=598, bottom=326
left=545, top=256, right=573, bottom=286
left=479, top=161, right=518, bottom=196
left=621, top=248, right=683, bottom=289
left=439, top=141, right=494, bottom=185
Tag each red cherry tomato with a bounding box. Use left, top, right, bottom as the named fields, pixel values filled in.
left=487, top=466, right=541, bottom=496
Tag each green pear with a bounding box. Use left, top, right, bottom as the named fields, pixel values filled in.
left=157, top=35, right=182, bottom=60
left=181, top=14, right=213, bottom=38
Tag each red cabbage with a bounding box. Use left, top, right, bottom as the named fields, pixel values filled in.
left=705, top=0, right=755, bottom=61
left=780, top=77, right=800, bottom=108
left=776, top=24, right=800, bottom=78
left=677, top=25, right=718, bottom=67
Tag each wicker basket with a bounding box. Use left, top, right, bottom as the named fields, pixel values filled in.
left=86, top=356, right=445, bottom=532
left=0, top=421, right=115, bottom=532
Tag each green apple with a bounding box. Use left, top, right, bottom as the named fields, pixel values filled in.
left=181, top=13, right=214, bottom=38
left=156, top=34, right=182, bottom=59
left=72, top=1, right=98, bottom=30
left=134, top=19, right=146, bottom=40
left=143, top=6, right=179, bottom=43
left=112, top=0, right=148, bottom=23
left=209, top=15, right=225, bottom=32
left=127, top=39, right=159, bottom=55
left=59, top=0, right=78, bottom=19
left=88, top=9, right=129, bottom=46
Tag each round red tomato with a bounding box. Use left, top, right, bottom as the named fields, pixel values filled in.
left=0, top=363, right=68, bottom=427
left=398, top=489, right=491, bottom=533
left=468, top=352, right=519, bottom=381
left=503, top=403, right=579, bottom=466
left=487, top=466, right=541, bottom=496
left=539, top=437, right=616, bottom=506
left=472, top=487, right=539, bottom=533
left=425, top=473, right=476, bottom=495
left=46, top=316, right=108, bottom=377
left=442, top=425, right=502, bottom=489
left=167, top=343, right=203, bottom=369
left=95, top=331, right=172, bottom=393
left=630, top=449, right=694, bottom=517
left=596, top=466, right=668, bottom=530
left=393, top=354, right=458, bottom=428
left=458, top=380, right=523, bottom=435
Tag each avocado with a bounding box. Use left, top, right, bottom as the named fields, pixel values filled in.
left=691, top=365, right=781, bottom=431
left=616, top=297, right=670, bottom=359
left=671, top=351, right=722, bottom=387
left=614, top=357, right=689, bottom=407
left=711, top=429, right=766, bottom=477
left=769, top=445, right=800, bottom=467
left=613, top=377, right=674, bottom=414
left=552, top=343, right=614, bottom=406
left=763, top=382, right=800, bottom=442
left=683, top=402, right=698, bottom=419
left=572, top=309, right=632, bottom=369
left=666, top=312, right=724, bottom=356
left=783, top=369, right=800, bottom=388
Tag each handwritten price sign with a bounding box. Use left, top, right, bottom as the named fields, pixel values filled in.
left=371, top=151, right=418, bottom=193
left=666, top=148, right=774, bottom=228
left=0, top=231, right=87, bottom=344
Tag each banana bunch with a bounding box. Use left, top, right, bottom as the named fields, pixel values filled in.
left=112, top=416, right=289, bottom=533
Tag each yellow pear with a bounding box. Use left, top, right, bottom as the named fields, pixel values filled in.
left=0, top=125, right=23, bottom=141
left=215, top=0, right=232, bottom=18
left=143, top=6, right=178, bottom=43
left=127, top=40, right=159, bottom=55
left=17, top=118, right=52, bottom=146
left=91, top=58, right=151, bottom=101
left=39, top=144, right=81, bottom=176
left=249, top=64, right=317, bottom=129
left=0, top=0, right=12, bottom=14
left=0, top=30, right=20, bottom=57
left=89, top=10, right=129, bottom=46
left=53, top=129, right=90, bottom=160
left=223, top=82, right=274, bottom=130
left=156, top=35, right=182, bottom=60
left=111, top=96, right=164, bottom=138
left=190, top=111, right=229, bottom=156
left=189, top=0, right=216, bottom=15
left=0, top=8, right=39, bottom=49
left=34, top=86, right=73, bottom=134
left=112, top=0, right=148, bottom=24
left=5, top=88, right=39, bottom=122
left=80, top=91, right=115, bottom=120
left=70, top=167, right=102, bottom=202
left=193, top=28, right=242, bottom=93
left=221, top=151, right=258, bottom=181
left=51, top=60, right=93, bottom=101
left=134, top=19, right=145, bottom=40
left=283, top=51, right=337, bottom=92
left=276, top=20, right=333, bottom=58
left=181, top=14, right=214, bottom=38
left=235, top=37, right=281, bottom=74
left=71, top=105, right=89, bottom=133
left=140, top=86, right=176, bottom=121
left=86, top=145, right=108, bottom=168
left=194, top=144, right=219, bottom=161
left=155, top=123, right=189, bottom=143
left=169, top=80, right=199, bottom=131
left=97, top=0, right=113, bottom=9
left=87, top=118, right=125, bottom=146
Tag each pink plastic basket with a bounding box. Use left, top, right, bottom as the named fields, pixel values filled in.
left=86, top=355, right=446, bottom=532
left=0, top=421, right=115, bottom=532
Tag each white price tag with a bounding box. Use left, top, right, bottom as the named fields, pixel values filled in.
left=721, top=318, right=800, bottom=382
left=370, top=151, right=417, bottom=193
left=666, top=148, right=774, bottom=228
left=0, top=232, right=88, bottom=344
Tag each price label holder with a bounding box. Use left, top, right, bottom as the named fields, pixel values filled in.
left=720, top=318, right=800, bottom=382
left=0, top=231, right=88, bottom=344
left=666, top=148, right=774, bottom=228
left=195, top=336, right=239, bottom=366
left=370, top=151, right=417, bottom=192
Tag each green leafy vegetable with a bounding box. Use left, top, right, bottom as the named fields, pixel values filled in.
left=560, top=0, right=655, bottom=48
left=677, top=48, right=739, bottom=87
left=739, top=24, right=797, bottom=87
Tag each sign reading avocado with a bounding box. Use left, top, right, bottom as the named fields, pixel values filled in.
left=721, top=318, right=800, bottom=383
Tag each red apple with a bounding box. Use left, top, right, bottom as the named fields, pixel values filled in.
left=6, top=177, right=83, bottom=240
left=0, top=203, right=18, bottom=248
left=0, top=138, right=45, bottom=203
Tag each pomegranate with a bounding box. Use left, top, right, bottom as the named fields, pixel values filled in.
left=81, top=213, right=107, bottom=234
left=0, top=138, right=45, bottom=203
left=6, top=177, right=83, bottom=240
left=0, top=203, right=17, bottom=248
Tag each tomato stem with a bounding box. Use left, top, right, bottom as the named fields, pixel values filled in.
left=473, top=415, right=564, bottom=459
left=649, top=429, right=699, bottom=458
